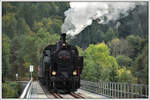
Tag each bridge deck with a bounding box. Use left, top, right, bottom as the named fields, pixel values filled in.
left=29, top=81, right=108, bottom=99
left=77, top=89, right=108, bottom=99
left=30, top=81, right=47, bottom=98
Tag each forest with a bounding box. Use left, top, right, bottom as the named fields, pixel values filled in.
left=2, top=2, right=148, bottom=97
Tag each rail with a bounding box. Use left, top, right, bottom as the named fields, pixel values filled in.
left=80, top=80, right=148, bottom=98
left=20, top=79, right=33, bottom=98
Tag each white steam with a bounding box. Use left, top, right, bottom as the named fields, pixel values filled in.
left=61, top=2, right=143, bottom=36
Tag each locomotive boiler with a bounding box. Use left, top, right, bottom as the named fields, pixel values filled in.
left=38, top=33, right=83, bottom=93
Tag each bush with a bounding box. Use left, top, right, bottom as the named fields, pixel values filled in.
left=117, top=67, right=137, bottom=83
left=2, top=82, right=20, bottom=98
left=116, top=55, right=132, bottom=67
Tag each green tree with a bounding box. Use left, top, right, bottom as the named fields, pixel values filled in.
left=34, top=28, right=60, bottom=62
left=2, top=35, right=11, bottom=82
left=107, top=38, right=133, bottom=57
left=118, top=4, right=148, bottom=38
left=9, top=35, right=23, bottom=80
left=103, top=27, right=117, bottom=42
left=107, top=38, right=120, bottom=57
left=126, top=35, right=143, bottom=59
left=116, top=55, right=132, bottom=68
left=2, top=13, right=17, bottom=38
left=131, top=45, right=148, bottom=84
left=71, top=21, right=106, bottom=49
left=81, top=42, right=119, bottom=82
left=117, top=66, right=137, bottom=83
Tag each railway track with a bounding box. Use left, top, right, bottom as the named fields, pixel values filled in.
left=40, top=81, right=85, bottom=98
left=70, top=92, right=85, bottom=98
left=49, top=91, right=63, bottom=98
left=49, top=91, right=85, bottom=99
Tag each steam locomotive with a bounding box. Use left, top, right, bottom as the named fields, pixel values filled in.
left=38, top=33, right=84, bottom=93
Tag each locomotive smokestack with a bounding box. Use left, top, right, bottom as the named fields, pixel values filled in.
left=61, top=33, right=66, bottom=42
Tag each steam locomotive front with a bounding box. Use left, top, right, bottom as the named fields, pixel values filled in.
left=51, top=33, right=79, bottom=90
left=57, top=49, right=72, bottom=80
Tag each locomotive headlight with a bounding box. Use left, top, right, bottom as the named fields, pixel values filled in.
left=73, top=71, right=77, bottom=76
left=62, top=43, right=66, bottom=47
left=52, top=71, right=56, bottom=75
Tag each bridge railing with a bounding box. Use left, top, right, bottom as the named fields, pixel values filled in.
left=20, top=79, right=33, bottom=98
left=80, top=80, right=148, bottom=98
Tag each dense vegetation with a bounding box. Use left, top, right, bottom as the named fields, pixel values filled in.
left=2, top=2, right=69, bottom=97
left=2, top=2, right=69, bottom=81
left=2, top=82, right=20, bottom=98
left=2, top=3, right=148, bottom=98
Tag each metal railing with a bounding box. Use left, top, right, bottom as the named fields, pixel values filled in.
left=80, top=80, right=148, bottom=98
left=20, top=79, right=33, bottom=98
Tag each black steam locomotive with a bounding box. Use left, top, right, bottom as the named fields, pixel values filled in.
left=38, top=33, right=83, bottom=93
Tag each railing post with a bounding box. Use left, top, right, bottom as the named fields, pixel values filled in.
left=104, top=82, right=106, bottom=95
left=114, top=83, right=115, bottom=98
left=109, top=82, right=111, bottom=97
left=111, top=82, right=113, bottom=98
left=117, top=83, right=119, bottom=98
left=106, top=82, right=108, bottom=96
left=101, top=81, right=103, bottom=95
left=140, top=85, right=143, bottom=98
left=124, top=83, right=126, bottom=98
left=120, top=83, right=123, bottom=98
left=98, top=81, right=100, bottom=95
left=131, top=84, right=134, bottom=98
left=104, top=82, right=105, bottom=95
left=145, top=85, right=148, bottom=98
left=102, top=81, right=104, bottom=95
left=99, top=81, right=101, bottom=94
left=129, top=84, right=131, bottom=98
left=112, top=82, right=114, bottom=98
left=108, top=82, right=111, bottom=96
left=128, top=84, right=130, bottom=98
left=110, top=82, right=112, bottom=97
left=127, top=84, right=129, bottom=98
left=135, top=84, right=138, bottom=98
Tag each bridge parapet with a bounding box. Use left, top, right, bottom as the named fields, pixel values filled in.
left=20, top=79, right=33, bottom=98
left=80, top=80, right=148, bottom=98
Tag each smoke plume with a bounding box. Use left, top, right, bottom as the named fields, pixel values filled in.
left=61, top=2, right=144, bottom=36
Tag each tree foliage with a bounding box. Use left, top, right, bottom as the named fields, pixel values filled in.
left=116, top=55, right=132, bottom=68
left=2, top=34, right=11, bottom=82
left=117, top=67, right=137, bottom=83
left=2, top=2, right=68, bottom=81
left=131, top=44, right=148, bottom=84
left=2, top=82, right=20, bottom=98
left=81, top=43, right=119, bottom=82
